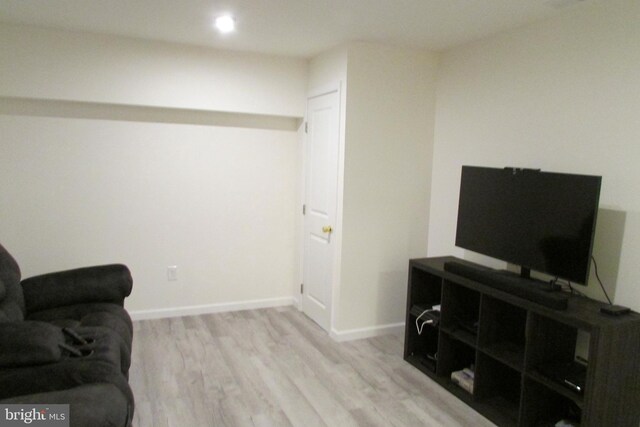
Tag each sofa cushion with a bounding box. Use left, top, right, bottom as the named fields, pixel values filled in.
left=0, top=383, right=131, bottom=427
left=0, top=358, right=134, bottom=409
left=0, top=242, right=25, bottom=321
left=27, top=303, right=133, bottom=351
left=0, top=321, right=64, bottom=368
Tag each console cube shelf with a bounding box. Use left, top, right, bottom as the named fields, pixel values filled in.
left=404, top=257, right=640, bottom=427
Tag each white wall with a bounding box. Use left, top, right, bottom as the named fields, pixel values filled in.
left=338, top=43, right=438, bottom=331
left=308, top=46, right=348, bottom=92
left=0, top=24, right=307, bottom=316
left=429, top=0, right=640, bottom=309
left=0, top=24, right=306, bottom=117
left=0, top=116, right=298, bottom=313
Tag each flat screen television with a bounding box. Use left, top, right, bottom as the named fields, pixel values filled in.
left=455, top=166, right=602, bottom=285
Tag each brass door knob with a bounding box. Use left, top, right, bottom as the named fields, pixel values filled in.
left=322, top=226, right=333, bottom=233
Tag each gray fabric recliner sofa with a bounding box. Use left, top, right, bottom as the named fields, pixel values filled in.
left=0, top=242, right=134, bottom=427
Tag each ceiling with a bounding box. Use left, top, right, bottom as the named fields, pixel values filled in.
left=0, top=0, right=588, bottom=58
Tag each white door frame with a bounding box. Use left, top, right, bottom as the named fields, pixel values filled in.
left=299, top=82, right=344, bottom=334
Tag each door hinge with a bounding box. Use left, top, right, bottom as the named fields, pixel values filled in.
left=304, top=122, right=308, bottom=133
left=300, top=283, right=304, bottom=294
left=302, top=204, right=306, bottom=215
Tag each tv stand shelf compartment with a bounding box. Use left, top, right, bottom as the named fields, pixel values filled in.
left=404, top=256, right=640, bottom=427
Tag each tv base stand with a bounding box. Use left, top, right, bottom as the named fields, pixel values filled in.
left=404, top=256, right=640, bottom=427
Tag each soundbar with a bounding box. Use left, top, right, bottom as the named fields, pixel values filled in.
left=444, top=261, right=568, bottom=310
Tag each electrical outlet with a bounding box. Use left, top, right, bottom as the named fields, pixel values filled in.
left=167, top=265, right=178, bottom=281
left=543, top=0, right=584, bottom=9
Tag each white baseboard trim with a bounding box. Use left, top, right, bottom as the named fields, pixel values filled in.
left=330, top=321, right=405, bottom=342
left=129, top=296, right=295, bottom=321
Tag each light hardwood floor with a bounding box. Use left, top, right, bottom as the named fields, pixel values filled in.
left=130, top=307, right=495, bottom=426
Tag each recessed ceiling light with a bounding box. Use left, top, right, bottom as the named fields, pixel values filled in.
left=214, top=15, right=236, bottom=34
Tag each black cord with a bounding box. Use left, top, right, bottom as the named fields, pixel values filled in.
left=591, top=256, right=612, bottom=304
left=552, top=277, right=570, bottom=293
left=567, top=280, right=586, bottom=298
left=553, top=277, right=586, bottom=297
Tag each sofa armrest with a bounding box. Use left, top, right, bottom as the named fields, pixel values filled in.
left=0, top=321, right=64, bottom=368
left=21, top=264, right=133, bottom=314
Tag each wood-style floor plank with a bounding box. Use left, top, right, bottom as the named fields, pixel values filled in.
left=130, top=307, right=495, bottom=426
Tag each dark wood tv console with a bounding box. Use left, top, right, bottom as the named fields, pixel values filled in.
left=404, top=256, right=640, bottom=427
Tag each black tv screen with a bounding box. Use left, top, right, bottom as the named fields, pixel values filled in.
left=455, top=166, right=602, bottom=285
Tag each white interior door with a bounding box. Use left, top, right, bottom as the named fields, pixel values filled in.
left=302, top=89, right=340, bottom=332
